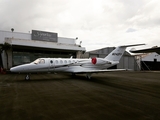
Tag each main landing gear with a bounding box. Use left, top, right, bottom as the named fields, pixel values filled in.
left=71, top=73, right=92, bottom=79
left=71, top=73, right=76, bottom=76
left=86, top=73, right=92, bottom=79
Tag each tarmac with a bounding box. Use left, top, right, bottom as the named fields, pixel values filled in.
left=0, top=71, right=160, bottom=120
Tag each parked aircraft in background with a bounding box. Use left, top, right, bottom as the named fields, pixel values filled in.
left=10, top=44, right=145, bottom=80
left=130, top=46, right=160, bottom=54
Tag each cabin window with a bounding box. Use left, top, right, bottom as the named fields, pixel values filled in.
left=50, top=60, right=53, bottom=64
left=64, top=60, right=67, bottom=64
left=60, top=60, right=63, bottom=64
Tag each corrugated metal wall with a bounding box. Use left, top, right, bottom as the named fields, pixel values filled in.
left=0, top=30, right=31, bottom=43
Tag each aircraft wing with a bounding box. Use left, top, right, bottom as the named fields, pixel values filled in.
left=130, top=47, right=160, bottom=54
left=74, top=69, right=128, bottom=74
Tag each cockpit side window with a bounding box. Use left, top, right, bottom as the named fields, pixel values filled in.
left=34, top=59, right=45, bottom=64
left=39, top=59, right=45, bottom=64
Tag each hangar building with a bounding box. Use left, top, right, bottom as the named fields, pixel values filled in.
left=81, top=47, right=140, bottom=71
left=137, top=52, right=160, bottom=70
left=0, top=30, right=85, bottom=70
left=130, top=46, right=160, bottom=70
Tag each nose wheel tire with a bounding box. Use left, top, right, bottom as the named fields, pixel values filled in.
left=25, top=74, right=30, bottom=80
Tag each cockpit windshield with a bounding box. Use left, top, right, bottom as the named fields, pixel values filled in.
left=33, top=59, right=45, bottom=64
left=34, top=59, right=40, bottom=64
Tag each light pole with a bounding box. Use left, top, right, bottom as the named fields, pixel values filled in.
left=11, top=28, right=14, bottom=38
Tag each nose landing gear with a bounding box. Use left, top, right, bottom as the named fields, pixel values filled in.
left=25, top=74, right=30, bottom=80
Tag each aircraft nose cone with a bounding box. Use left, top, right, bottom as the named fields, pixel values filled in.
left=10, top=65, right=24, bottom=73
left=10, top=68, right=14, bottom=72
left=10, top=64, right=32, bottom=73
left=10, top=67, right=19, bottom=72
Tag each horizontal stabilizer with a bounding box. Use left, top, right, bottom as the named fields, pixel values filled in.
left=119, top=44, right=145, bottom=48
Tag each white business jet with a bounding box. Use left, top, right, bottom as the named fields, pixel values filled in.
left=10, top=44, right=145, bottom=80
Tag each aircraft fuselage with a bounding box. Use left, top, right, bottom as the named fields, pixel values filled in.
left=10, top=58, right=116, bottom=73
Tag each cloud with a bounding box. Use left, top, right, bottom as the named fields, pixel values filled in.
left=126, top=28, right=137, bottom=33
left=0, top=0, right=160, bottom=51
left=126, top=0, right=160, bottom=28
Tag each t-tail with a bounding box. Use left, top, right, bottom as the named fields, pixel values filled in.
left=104, top=44, right=145, bottom=61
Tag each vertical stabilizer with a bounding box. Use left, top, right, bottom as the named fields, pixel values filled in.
left=104, top=44, right=145, bottom=61
left=104, top=46, right=126, bottom=61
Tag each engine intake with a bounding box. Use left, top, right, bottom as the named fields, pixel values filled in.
left=92, top=57, right=97, bottom=64
left=91, top=58, right=111, bottom=65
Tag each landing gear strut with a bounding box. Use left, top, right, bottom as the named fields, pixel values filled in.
left=25, top=74, right=30, bottom=80
left=86, top=73, right=92, bottom=79
left=71, top=73, right=76, bottom=76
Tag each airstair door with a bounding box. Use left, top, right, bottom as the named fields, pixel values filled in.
left=49, top=59, right=55, bottom=72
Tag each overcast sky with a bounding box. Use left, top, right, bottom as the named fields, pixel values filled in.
left=0, top=0, right=160, bottom=51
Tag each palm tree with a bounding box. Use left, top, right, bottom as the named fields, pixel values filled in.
left=0, top=42, right=12, bottom=69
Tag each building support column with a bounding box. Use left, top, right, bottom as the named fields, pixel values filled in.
left=2, top=49, right=12, bottom=70
left=7, top=48, right=12, bottom=69
left=76, top=51, right=83, bottom=58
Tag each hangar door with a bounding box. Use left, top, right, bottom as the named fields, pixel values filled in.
left=118, top=56, right=137, bottom=70
left=141, top=60, right=160, bottom=70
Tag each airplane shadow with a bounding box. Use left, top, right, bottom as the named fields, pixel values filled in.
left=15, top=73, right=108, bottom=83
left=14, top=73, right=132, bottom=91
left=69, top=74, right=116, bottom=86
left=14, top=74, right=135, bottom=92
left=70, top=75, right=137, bottom=92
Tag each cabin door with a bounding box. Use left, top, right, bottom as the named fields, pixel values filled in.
left=49, top=59, right=55, bottom=72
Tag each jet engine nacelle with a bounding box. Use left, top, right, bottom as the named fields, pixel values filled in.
left=91, top=58, right=111, bottom=65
